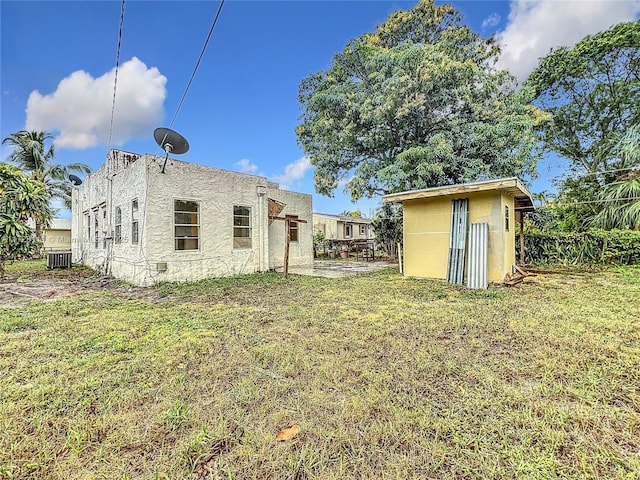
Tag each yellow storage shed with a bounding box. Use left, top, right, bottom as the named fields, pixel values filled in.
left=383, top=178, right=534, bottom=287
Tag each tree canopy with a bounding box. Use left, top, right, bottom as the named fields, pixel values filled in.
left=2, top=130, right=90, bottom=211
left=0, top=164, right=52, bottom=277
left=526, top=21, right=640, bottom=188
left=296, top=0, right=546, bottom=201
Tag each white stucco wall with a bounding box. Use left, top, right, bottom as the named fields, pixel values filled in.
left=72, top=151, right=313, bottom=286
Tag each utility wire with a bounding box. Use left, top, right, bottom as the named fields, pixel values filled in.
left=169, top=0, right=225, bottom=129
left=108, top=0, right=126, bottom=151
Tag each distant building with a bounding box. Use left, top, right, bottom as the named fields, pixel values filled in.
left=43, top=218, right=72, bottom=251
left=71, top=150, right=313, bottom=286
left=313, top=212, right=374, bottom=241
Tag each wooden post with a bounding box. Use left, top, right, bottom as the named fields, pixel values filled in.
left=519, top=211, right=525, bottom=265
left=284, top=217, right=291, bottom=278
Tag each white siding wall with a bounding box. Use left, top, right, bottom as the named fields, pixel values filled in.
left=72, top=152, right=313, bottom=286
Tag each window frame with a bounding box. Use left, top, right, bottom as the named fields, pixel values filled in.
left=114, top=206, right=122, bottom=244
left=359, top=224, right=366, bottom=236
left=131, top=198, right=139, bottom=244
left=174, top=199, right=200, bottom=251
left=233, top=205, right=252, bottom=249
left=345, top=224, right=353, bottom=238
left=93, top=212, right=99, bottom=248
left=289, top=220, right=299, bottom=243
left=505, top=205, right=510, bottom=232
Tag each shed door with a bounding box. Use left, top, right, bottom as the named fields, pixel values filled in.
left=446, top=199, right=468, bottom=285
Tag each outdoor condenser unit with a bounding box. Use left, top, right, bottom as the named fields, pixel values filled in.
left=47, top=251, right=72, bottom=269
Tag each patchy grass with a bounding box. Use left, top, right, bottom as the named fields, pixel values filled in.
left=1, top=263, right=639, bottom=479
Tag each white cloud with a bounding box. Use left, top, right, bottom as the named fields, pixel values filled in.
left=25, top=57, right=167, bottom=149
left=235, top=158, right=259, bottom=174
left=495, top=0, right=640, bottom=83
left=271, top=156, right=312, bottom=190
left=482, top=13, right=501, bottom=29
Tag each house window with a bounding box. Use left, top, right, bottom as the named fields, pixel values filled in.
left=114, top=207, right=122, bottom=244
left=289, top=220, right=299, bottom=242
left=505, top=205, right=510, bottom=232
left=174, top=200, right=199, bottom=250
left=102, top=208, right=107, bottom=248
left=233, top=205, right=252, bottom=249
left=359, top=225, right=366, bottom=236
left=131, top=199, right=139, bottom=244
left=345, top=224, right=352, bottom=238
left=94, top=213, right=99, bottom=248
left=85, top=213, right=90, bottom=241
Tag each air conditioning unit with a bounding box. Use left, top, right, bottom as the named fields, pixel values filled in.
left=47, top=251, right=72, bottom=269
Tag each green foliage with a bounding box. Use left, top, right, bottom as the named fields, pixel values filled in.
left=524, top=229, right=640, bottom=266
left=0, top=164, right=52, bottom=277
left=297, top=0, right=545, bottom=201
left=371, top=203, right=403, bottom=260
left=526, top=21, right=640, bottom=211
left=2, top=130, right=90, bottom=211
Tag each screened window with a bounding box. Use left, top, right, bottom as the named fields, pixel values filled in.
left=102, top=208, right=107, bottom=248
left=131, top=199, right=139, bottom=244
left=289, top=220, right=299, bottom=242
left=345, top=224, right=352, bottom=238
left=359, top=225, right=366, bottom=236
left=505, top=205, right=510, bottom=232
left=174, top=200, right=199, bottom=250
left=114, top=207, right=122, bottom=244
left=94, top=213, right=99, bottom=248
left=233, top=206, right=252, bottom=249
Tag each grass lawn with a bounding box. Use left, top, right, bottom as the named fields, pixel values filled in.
left=1, top=261, right=639, bottom=479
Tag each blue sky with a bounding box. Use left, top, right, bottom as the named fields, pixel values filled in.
left=2, top=0, right=639, bottom=218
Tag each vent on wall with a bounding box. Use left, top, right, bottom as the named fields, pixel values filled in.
left=156, top=262, right=168, bottom=272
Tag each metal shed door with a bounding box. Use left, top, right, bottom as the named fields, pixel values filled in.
left=467, top=222, right=488, bottom=289
left=446, top=199, right=468, bottom=285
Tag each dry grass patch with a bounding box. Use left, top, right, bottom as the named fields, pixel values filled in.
left=1, top=264, right=639, bottom=479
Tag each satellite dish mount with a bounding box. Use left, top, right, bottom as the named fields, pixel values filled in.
left=69, top=174, right=83, bottom=187
left=154, top=127, right=190, bottom=173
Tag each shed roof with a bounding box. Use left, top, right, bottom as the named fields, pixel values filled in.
left=382, top=177, right=535, bottom=211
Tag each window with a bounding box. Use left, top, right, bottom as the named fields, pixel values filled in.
left=131, top=199, right=139, bottom=244
left=359, top=225, right=367, bottom=236
left=345, top=224, right=352, bottom=238
left=114, top=207, right=122, bottom=244
left=233, top=205, right=252, bottom=249
left=94, top=213, right=99, bottom=248
left=505, top=205, right=510, bottom=232
left=174, top=200, right=199, bottom=250
left=85, top=213, right=90, bottom=241
left=102, top=207, right=107, bottom=248
left=289, top=220, right=298, bottom=242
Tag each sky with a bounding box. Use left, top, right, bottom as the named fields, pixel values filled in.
left=2, top=0, right=640, bottom=219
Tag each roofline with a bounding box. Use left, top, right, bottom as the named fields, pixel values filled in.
left=313, top=212, right=372, bottom=223
left=381, top=177, right=534, bottom=210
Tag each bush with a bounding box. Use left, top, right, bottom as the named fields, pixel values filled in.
left=524, top=229, right=640, bottom=266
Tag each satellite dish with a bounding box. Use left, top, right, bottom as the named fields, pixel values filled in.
left=154, top=127, right=189, bottom=173
left=69, top=174, right=83, bottom=186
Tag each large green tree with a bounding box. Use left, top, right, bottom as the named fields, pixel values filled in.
left=0, top=164, right=52, bottom=278
left=526, top=22, right=640, bottom=203
left=296, top=0, right=546, bottom=201
left=2, top=130, right=90, bottom=213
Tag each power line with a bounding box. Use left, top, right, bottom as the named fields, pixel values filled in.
left=108, top=0, right=126, bottom=151
left=169, top=0, right=226, bottom=129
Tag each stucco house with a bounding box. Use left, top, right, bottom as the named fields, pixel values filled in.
left=383, top=178, right=534, bottom=288
left=313, top=212, right=373, bottom=241
left=43, top=218, right=72, bottom=251
left=71, top=149, right=313, bottom=286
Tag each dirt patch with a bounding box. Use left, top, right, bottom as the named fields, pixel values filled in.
left=0, top=268, right=153, bottom=307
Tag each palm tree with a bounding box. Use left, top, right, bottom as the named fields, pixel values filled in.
left=590, top=126, right=640, bottom=230
left=2, top=130, right=91, bottom=238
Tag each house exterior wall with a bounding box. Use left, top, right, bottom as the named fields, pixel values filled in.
left=402, top=190, right=516, bottom=283
left=43, top=222, right=71, bottom=251
left=313, top=213, right=372, bottom=241
left=72, top=152, right=313, bottom=286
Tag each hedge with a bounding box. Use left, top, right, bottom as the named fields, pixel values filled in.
left=524, top=229, right=640, bottom=266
